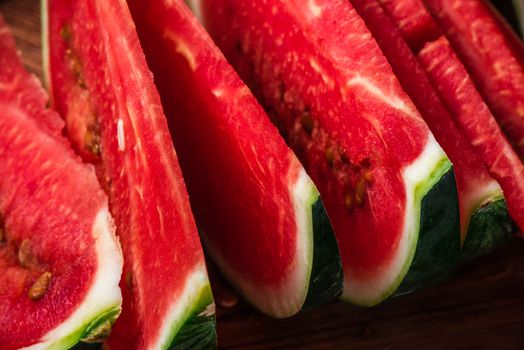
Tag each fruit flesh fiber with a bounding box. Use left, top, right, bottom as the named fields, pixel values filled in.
left=199, top=0, right=453, bottom=304
left=46, top=0, right=214, bottom=348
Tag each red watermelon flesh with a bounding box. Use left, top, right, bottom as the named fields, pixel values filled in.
left=127, top=0, right=342, bottom=318
left=198, top=0, right=455, bottom=304
left=351, top=0, right=503, bottom=240
left=45, top=0, right=215, bottom=349
left=378, top=0, right=441, bottom=53
left=418, top=36, right=524, bottom=233
left=423, top=0, right=524, bottom=160
left=0, top=17, right=122, bottom=349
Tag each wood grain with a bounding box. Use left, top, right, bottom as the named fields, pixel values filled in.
left=1, top=0, right=523, bottom=349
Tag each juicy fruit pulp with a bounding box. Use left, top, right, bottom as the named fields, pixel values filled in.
left=375, top=0, right=524, bottom=235
left=423, top=0, right=524, bottom=160
left=44, top=0, right=216, bottom=348
left=197, top=0, right=459, bottom=304
left=0, top=16, right=122, bottom=349
left=128, top=0, right=342, bottom=318
left=353, top=0, right=512, bottom=258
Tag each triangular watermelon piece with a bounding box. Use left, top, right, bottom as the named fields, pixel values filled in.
left=43, top=0, right=216, bottom=348
left=351, top=0, right=514, bottom=261
left=0, top=16, right=122, bottom=349
left=127, top=0, right=342, bottom=318
left=196, top=0, right=460, bottom=304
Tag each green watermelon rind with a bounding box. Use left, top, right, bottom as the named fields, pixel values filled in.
left=394, top=163, right=460, bottom=296
left=25, top=306, right=121, bottom=350
left=461, top=196, right=515, bottom=262
left=165, top=281, right=216, bottom=350
left=342, top=141, right=459, bottom=305
left=301, top=197, right=343, bottom=312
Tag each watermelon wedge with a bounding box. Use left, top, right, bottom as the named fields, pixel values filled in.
left=0, top=16, right=122, bottom=349
left=127, top=0, right=342, bottom=318
left=196, top=0, right=460, bottom=304
left=352, top=0, right=513, bottom=260
left=418, top=36, right=524, bottom=234
left=423, top=0, right=524, bottom=160
left=44, top=0, right=216, bottom=348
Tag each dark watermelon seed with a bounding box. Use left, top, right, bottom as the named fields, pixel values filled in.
left=300, top=111, right=314, bottom=135
left=344, top=191, right=354, bottom=211
left=125, top=271, right=133, bottom=289
left=60, top=24, right=72, bottom=42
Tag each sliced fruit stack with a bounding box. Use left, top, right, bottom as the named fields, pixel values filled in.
left=0, top=0, right=523, bottom=348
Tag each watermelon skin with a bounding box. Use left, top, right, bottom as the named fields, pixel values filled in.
left=423, top=0, right=524, bottom=160
left=127, top=0, right=342, bottom=318
left=44, top=0, right=216, bottom=349
left=0, top=17, right=122, bottom=349
left=418, top=36, right=524, bottom=234
left=197, top=0, right=459, bottom=305
left=352, top=0, right=512, bottom=260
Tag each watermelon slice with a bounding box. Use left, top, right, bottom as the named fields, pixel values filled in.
left=0, top=16, right=122, bottom=349
left=423, top=0, right=524, bottom=160
left=418, top=36, right=524, bottom=234
left=127, top=0, right=342, bottom=318
left=196, top=0, right=460, bottom=304
left=352, top=0, right=513, bottom=260
left=44, top=0, right=216, bottom=348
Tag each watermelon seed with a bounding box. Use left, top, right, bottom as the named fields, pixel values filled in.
left=344, top=192, right=354, bottom=211
left=60, top=24, right=72, bottom=42
left=364, top=170, right=373, bottom=183
left=125, top=271, right=133, bottom=289
left=28, top=272, right=52, bottom=301
left=18, top=239, right=33, bottom=268
left=65, top=49, right=87, bottom=88
left=355, top=177, right=366, bottom=207
left=85, top=116, right=101, bottom=156
left=300, top=111, right=314, bottom=135
left=340, top=152, right=350, bottom=165
left=325, top=147, right=336, bottom=166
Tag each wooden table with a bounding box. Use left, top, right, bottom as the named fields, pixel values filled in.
left=2, top=0, right=524, bottom=349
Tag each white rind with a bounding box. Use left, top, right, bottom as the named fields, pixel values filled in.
left=202, top=167, right=317, bottom=318
left=22, top=207, right=123, bottom=350
left=152, top=264, right=212, bottom=350
left=343, top=135, right=448, bottom=304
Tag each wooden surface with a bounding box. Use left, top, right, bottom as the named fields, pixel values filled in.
left=2, top=0, right=524, bottom=349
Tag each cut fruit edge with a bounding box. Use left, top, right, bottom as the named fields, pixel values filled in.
left=153, top=264, right=216, bottom=349
left=21, top=208, right=123, bottom=350
left=342, top=135, right=453, bottom=305
left=200, top=168, right=341, bottom=318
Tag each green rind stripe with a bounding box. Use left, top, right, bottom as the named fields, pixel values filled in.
left=395, top=165, right=460, bottom=296
left=301, top=197, right=343, bottom=312
left=461, top=197, right=514, bottom=262
left=46, top=305, right=121, bottom=350
left=166, top=283, right=217, bottom=350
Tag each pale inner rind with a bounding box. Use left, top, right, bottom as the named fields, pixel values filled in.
left=343, top=135, right=449, bottom=305
left=153, top=263, right=213, bottom=350
left=22, top=208, right=123, bottom=350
